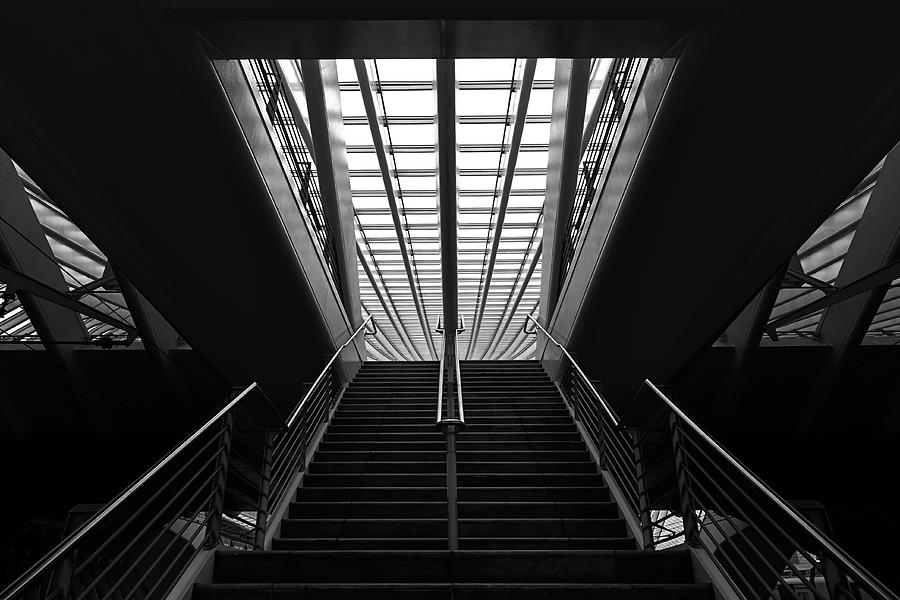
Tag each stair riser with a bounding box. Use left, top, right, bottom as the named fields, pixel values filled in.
left=317, top=442, right=588, bottom=452
left=313, top=451, right=591, bottom=462
left=195, top=584, right=711, bottom=600
left=212, top=551, right=695, bottom=584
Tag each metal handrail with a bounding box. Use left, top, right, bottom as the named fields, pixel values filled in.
left=0, top=382, right=260, bottom=600
left=523, top=314, right=898, bottom=600
left=524, top=314, right=617, bottom=424
left=435, top=315, right=466, bottom=425
left=285, top=315, right=374, bottom=428
left=644, top=380, right=899, bottom=600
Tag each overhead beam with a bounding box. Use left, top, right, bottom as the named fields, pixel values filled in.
left=467, top=60, right=536, bottom=358
left=540, top=59, right=591, bottom=326
left=355, top=59, right=437, bottom=359
left=484, top=239, right=543, bottom=359
left=437, top=59, right=459, bottom=349
left=173, top=0, right=714, bottom=58
left=816, top=142, right=900, bottom=367
left=298, top=60, right=362, bottom=325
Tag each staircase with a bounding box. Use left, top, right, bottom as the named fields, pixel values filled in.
left=194, top=361, right=712, bottom=599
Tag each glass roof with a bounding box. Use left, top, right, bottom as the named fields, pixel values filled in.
left=0, top=165, right=136, bottom=343
left=264, top=58, right=564, bottom=361
left=330, top=58, right=555, bottom=361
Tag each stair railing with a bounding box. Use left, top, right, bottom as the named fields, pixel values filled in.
left=524, top=314, right=899, bottom=600
left=0, top=316, right=375, bottom=600
left=435, top=315, right=465, bottom=550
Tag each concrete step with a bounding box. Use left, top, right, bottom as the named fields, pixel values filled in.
left=211, top=550, right=696, bottom=584
left=195, top=582, right=712, bottom=600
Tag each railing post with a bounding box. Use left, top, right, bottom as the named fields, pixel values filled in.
left=668, top=412, right=700, bottom=547
left=204, top=410, right=234, bottom=549
left=254, top=429, right=277, bottom=550
left=298, top=406, right=308, bottom=472
left=440, top=422, right=461, bottom=551
left=632, top=429, right=655, bottom=549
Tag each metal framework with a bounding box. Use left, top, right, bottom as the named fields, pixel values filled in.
left=1, top=166, right=137, bottom=343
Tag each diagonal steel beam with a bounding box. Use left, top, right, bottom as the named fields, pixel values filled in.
left=0, top=261, right=139, bottom=338
left=484, top=239, right=542, bottom=359
left=498, top=300, right=540, bottom=360
left=540, top=59, right=591, bottom=325
left=466, top=59, right=536, bottom=359
left=766, top=257, right=900, bottom=339
left=355, top=59, right=437, bottom=359
left=357, top=243, right=421, bottom=360
left=360, top=300, right=403, bottom=361
left=300, top=59, right=362, bottom=324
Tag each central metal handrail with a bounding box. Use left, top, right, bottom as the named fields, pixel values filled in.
left=435, top=314, right=465, bottom=551
left=435, top=315, right=465, bottom=426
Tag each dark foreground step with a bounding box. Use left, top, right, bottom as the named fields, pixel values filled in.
left=212, top=549, right=696, bottom=584
left=195, top=582, right=712, bottom=600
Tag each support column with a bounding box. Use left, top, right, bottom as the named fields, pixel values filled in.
left=540, top=59, right=590, bottom=324
left=716, top=260, right=789, bottom=429
left=300, top=60, right=362, bottom=329
left=117, top=268, right=220, bottom=401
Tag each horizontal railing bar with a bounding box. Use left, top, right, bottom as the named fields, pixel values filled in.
left=1, top=383, right=260, bottom=600
left=72, top=440, right=221, bottom=576
left=92, top=484, right=218, bottom=600
left=648, top=381, right=899, bottom=600
left=679, top=438, right=828, bottom=575
left=685, top=463, right=825, bottom=600
left=75, top=459, right=219, bottom=582
left=81, top=489, right=214, bottom=600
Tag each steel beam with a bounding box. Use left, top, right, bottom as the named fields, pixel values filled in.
left=815, top=143, right=900, bottom=368
left=466, top=59, right=536, bottom=359
left=540, top=59, right=590, bottom=325
left=767, top=259, right=900, bottom=339
left=114, top=267, right=222, bottom=400
left=437, top=59, right=459, bottom=351
left=715, top=260, right=790, bottom=429
left=360, top=301, right=404, bottom=361
left=356, top=243, right=420, bottom=360
left=580, top=60, right=615, bottom=158
left=299, top=60, right=362, bottom=326
left=484, top=239, right=542, bottom=359
left=355, top=59, right=437, bottom=359
left=0, top=151, right=91, bottom=345
left=0, top=262, right=138, bottom=339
